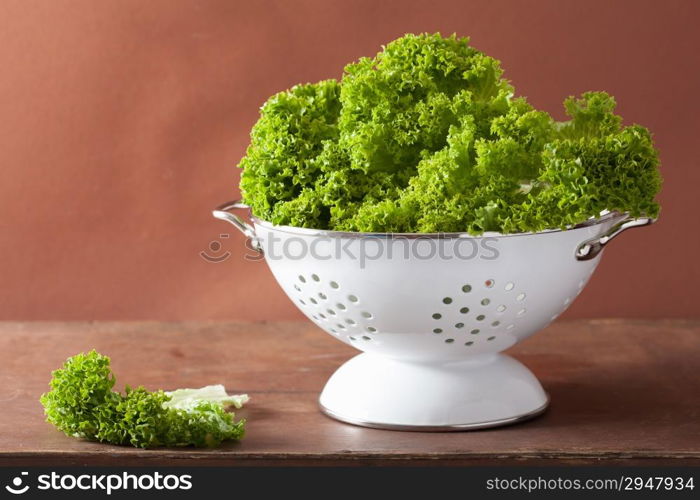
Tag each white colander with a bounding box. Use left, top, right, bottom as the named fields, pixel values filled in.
left=214, top=200, right=653, bottom=430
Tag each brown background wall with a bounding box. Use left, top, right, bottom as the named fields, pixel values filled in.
left=0, top=0, right=697, bottom=321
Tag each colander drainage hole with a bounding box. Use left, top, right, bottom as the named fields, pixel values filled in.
left=361, top=336, right=371, bottom=341
left=298, top=275, right=306, bottom=283
left=318, top=292, right=327, bottom=300
left=432, top=313, right=442, bottom=320
left=361, top=311, right=373, bottom=319
left=455, top=323, right=464, bottom=329
left=299, top=299, right=306, bottom=305
left=445, top=338, right=454, bottom=343
left=294, top=284, right=301, bottom=292
left=309, top=298, right=317, bottom=304
left=462, top=284, right=472, bottom=293
left=345, top=318, right=355, bottom=325
left=460, top=307, right=469, bottom=314
left=330, top=281, right=339, bottom=289
left=348, top=295, right=359, bottom=303
left=319, top=313, right=326, bottom=319
left=433, top=328, right=443, bottom=334
left=517, top=293, right=526, bottom=301
left=337, top=323, right=346, bottom=330
left=443, top=297, right=453, bottom=304
left=366, top=326, right=377, bottom=333
left=504, top=282, right=514, bottom=291
left=327, top=309, right=336, bottom=315
left=517, top=308, right=527, bottom=316
left=337, top=303, right=346, bottom=310
left=349, top=336, right=356, bottom=341
left=496, top=305, right=506, bottom=312
left=491, top=321, right=500, bottom=327
left=487, top=336, right=496, bottom=341
left=465, top=341, right=474, bottom=346
left=471, top=329, right=480, bottom=334
left=506, top=324, right=515, bottom=330
left=311, top=274, right=320, bottom=282
left=481, top=298, right=490, bottom=306
left=476, top=315, right=485, bottom=321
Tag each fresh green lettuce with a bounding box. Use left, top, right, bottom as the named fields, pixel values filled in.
left=164, top=385, right=249, bottom=411
left=239, top=33, right=661, bottom=234
left=40, top=351, right=246, bottom=448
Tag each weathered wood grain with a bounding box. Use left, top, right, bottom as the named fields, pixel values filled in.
left=0, top=320, right=697, bottom=466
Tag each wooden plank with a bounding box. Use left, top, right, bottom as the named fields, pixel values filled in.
left=0, top=320, right=698, bottom=466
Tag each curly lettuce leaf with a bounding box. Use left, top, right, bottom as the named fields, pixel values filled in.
left=164, top=385, right=249, bottom=410
left=40, top=351, right=246, bottom=448
left=239, top=79, right=341, bottom=227
left=238, top=33, right=661, bottom=234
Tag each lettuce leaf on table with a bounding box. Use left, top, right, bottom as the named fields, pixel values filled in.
left=40, top=351, right=247, bottom=448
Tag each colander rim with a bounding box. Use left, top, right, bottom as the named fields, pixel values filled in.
left=249, top=210, right=625, bottom=239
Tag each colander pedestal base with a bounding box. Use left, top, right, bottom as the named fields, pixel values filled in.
left=319, top=352, right=549, bottom=431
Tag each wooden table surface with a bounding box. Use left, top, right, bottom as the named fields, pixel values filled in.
left=0, top=320, right=698, bottom=466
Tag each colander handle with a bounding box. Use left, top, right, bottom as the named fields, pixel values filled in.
left=212, top=200, right=263, bottom=254
left=575, top=216, right=655, bottom=261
